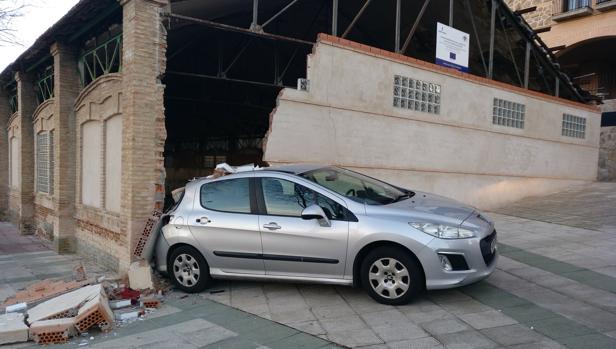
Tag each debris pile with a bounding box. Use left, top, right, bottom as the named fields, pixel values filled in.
left=0, top=208, right=170, bottom=345
left=0, top=274, right=166, bottom=346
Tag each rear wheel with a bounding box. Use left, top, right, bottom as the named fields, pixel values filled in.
left=360, top=246, right=423, bottom=305
left=168, top=245, right=210, bottom=293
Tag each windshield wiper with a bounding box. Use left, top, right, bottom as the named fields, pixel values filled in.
left=393, top=191, right=415, bottom=203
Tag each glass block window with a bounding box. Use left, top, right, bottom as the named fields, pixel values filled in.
left=36, top=133, right=50, bottom=194
left=393, top=75, right=441, bottom=115
left=562, top=114, right=586, bottom=139
left=493, top=98, right=525, bottom=129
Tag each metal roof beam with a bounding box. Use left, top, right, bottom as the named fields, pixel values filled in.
left=166, top=13, right=313, bottom=46
left=262, top=0, right=303, bottom=29
left=342, top=0, right=372, bottom=39
left=401, top=0, right=431, bottom=53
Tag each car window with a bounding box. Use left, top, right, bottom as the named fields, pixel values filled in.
left=261, top=177, right=348, bottom=220
left=200, top=178, right=251, bottom=213
left=300, top=167, right=409, bottom=205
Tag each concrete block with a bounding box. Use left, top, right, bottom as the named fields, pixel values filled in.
left=1, top=279, right=91, bottom=310
left=109, top=299, right=132, bottom=309
left=74, top=290, right=114, bottom=333
left=5, top=302, right=27, bottom=313
left=128, top=261, right=154, bottom=290
left=27, top=284, right=101, bottom=323
left=29, top=317, right=76, bottom=344
left=115, top=310, right=141, bottom=321
left=0, top=312, right=29, bottom=345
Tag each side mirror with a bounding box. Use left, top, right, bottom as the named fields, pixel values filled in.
left=301, top=204, right=331, bottom=227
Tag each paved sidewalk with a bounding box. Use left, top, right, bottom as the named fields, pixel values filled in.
left=2, top=182, right=616, bottom=348
left=0, top=229, right=337, bottom=348
left=493, top=182, right=616, bottom=233
left=199, top=183, right=616, bottom=349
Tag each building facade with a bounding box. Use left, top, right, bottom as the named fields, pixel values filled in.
left=505, top=0, right=616, bottom=179
left=0, top=0, right=601, bottom=271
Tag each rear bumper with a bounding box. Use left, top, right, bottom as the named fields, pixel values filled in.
left=418, top=230, right=498, bottom=290
left=154, top=233, right=170, bottom=274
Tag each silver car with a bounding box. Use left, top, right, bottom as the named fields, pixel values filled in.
left=154, top=164, right=497, bottom=305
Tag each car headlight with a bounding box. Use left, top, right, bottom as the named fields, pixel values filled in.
left=409, top=222, right=476, bottom=239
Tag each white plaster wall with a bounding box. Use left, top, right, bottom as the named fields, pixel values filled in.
left=105, top=115, right=122, bottom=213
left=264, top=42, right=601, bottom=210
left=82, top=121, right=102, bottom=208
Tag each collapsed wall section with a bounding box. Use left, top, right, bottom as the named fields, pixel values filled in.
left=264, top=35, right=601, bottom=209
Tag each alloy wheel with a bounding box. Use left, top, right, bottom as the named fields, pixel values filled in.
left=173, top=253, right=200, bottom=287
left=368, top=257, right=410, bottom=299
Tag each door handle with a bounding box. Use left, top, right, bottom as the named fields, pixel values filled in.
left=196, top=217, right=211, bottom=224
left=263, top=222, right=281, bottom=230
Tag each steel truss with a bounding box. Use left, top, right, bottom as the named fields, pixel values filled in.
left=164, top=0, right=585, bottom=101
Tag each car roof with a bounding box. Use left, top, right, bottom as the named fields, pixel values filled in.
left=264, top=163, right=328, bottom=175
left=190, top=163, right=331, bottom=184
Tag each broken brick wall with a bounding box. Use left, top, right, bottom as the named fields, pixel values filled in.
left=120, top=0, right=168, bottom=271
left=264, top=35, right=601, bottom=210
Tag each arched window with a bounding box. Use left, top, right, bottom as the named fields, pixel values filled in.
left=82, top=121, right=102, bottom=207
left=36, top=131, right=54, bottom=194
left=105, top=115, right=122, bottom=212
left=9, top=136, right=19, bottom=189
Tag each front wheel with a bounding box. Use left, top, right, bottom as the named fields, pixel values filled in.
left=360, top=246, right=424, bottom=305
left=168, top=245, right=210, bottom=293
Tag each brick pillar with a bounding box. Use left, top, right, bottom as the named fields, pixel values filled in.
left=0, top=88, right=9, bottom=214
left=119, top=0, right=168, bottom=271
left=51, top=43, right=79, bottom=253
left=14, top=71, right=36, bottom=234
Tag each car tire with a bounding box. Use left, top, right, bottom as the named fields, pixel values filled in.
left=168, top=245, right=210, bottom=293
left=360, top=246, right=423, bottom=305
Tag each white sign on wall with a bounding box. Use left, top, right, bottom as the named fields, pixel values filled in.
left=435, top=22, right=470, bottom=72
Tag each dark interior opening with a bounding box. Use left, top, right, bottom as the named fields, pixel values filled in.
left=163, top=19, right=312, bottom=207
left=162, top=0, right=589, bottom=206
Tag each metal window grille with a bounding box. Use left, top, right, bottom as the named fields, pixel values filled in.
left=562, top=114, right=586, bottom=139
left=36, top=133, right=50, bottom=194
left=393, top=75, right=441, bottom=115
left=492, top=98, right=525, bottom=129
left=78, top=33, right=122, bottom=87
left=8, top=82, right=18, bottom=114
left=35, top=65, right=54, bottom=105
left=9, top=94, right=18, bottom=114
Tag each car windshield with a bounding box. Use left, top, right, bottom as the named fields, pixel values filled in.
left=299, top=167, right=412, bottom=205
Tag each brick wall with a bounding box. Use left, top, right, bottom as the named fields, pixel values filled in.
left=51, top=43, right=80, bottom=253
left=32, top=99, right=56, bottom=241
left=599, top=127, right=616, bottom=181
left=15, top=72, right=36, bottom=233
left=73, top=74, right=126, bottom=266
left=504, top=0, right=553, bottom=29
left=34, top=201, right=55, bottom=240
left=120, top=0, right=168, bottom=271
left=7, top=112, right=23, bottom=224
left=0, top=90, right=8, bottom=216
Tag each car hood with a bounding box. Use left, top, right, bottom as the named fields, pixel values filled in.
left=371, top=190, right=476, bottom=224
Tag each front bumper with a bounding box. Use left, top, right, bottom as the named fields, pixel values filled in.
left=418, top=230, right=498, bottom=290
